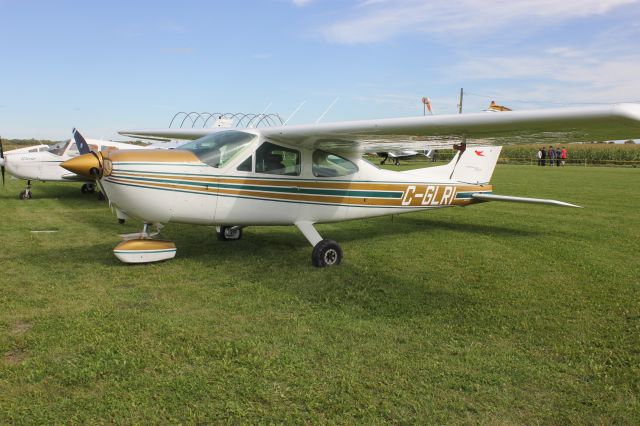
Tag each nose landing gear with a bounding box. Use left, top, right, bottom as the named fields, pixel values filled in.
left=80, top=183, right=95, bottom=194
left=19, top=180, right=32, bottom=200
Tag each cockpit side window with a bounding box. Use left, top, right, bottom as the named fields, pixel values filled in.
left=255, top=142, right=301, bottom=176
left=237, top=155, right=252, bottom=172
left=181, top=131, right=256, bottom=168
left=312, top=150, right=359, bottom=177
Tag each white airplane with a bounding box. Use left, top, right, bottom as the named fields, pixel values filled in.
left=377, top=149, right=433, bottom=165
left=0, top=129, right=149, bottom=199
left=61, top=103, right=640, bottom=267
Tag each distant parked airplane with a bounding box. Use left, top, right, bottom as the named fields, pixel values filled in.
left=0, top=129, right=149, bottom=199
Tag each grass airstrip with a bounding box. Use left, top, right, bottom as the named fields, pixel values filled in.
left=0, top=163, right=638, bottom=423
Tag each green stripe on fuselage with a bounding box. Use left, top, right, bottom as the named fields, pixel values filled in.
left=110, top=173, right=403, bottom=199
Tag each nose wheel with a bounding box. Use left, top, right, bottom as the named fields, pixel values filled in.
left=80, top=183, right=95, bottom=194
left=19, top=180, right=32, bottom=200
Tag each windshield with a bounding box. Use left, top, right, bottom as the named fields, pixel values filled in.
left=48, top=140, right=70, bottom=156
left=181, top=131, right=256, bottom=168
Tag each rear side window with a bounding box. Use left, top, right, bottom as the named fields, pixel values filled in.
left=312, top=150, right=358, bottom=177
left=256, top=142, right=301, bottom=176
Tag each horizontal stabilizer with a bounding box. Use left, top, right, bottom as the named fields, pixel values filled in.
left=472, top=193, right=581, bottom=208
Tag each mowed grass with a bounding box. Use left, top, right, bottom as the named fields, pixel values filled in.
left=0, top=165, right=638, bottom=424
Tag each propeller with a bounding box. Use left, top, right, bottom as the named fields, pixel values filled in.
left=1, top=136, right=5, bottom=187
left=69, top=128, right=108, bottom=202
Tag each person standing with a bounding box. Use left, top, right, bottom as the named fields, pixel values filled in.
left=548, top=146, right=555, bottom=167
left=561, top=146, right=567, bottom=166
left=556, top=147, right=561, bottom=167
left=541, top=146, right=547, bottom=166
left=537, top=148, right=543, bottom=166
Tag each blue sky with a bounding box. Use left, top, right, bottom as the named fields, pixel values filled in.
left=1, top=0, right=639, bottom=139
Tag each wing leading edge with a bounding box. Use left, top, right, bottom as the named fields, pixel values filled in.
left=120, top=103, right=640, bottom=152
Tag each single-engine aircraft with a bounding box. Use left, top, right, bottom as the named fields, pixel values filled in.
left=62, top=103, right=640, bottom=267
left=0, top=129, right=148, bottom=199
left=377, top=149, right=434, bottom=165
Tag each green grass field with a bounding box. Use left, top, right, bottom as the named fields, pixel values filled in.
left=1, top=165, right=638, bottom=423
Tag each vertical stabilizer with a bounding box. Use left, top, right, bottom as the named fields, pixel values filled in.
left=449, top=146, right=502, bottom=184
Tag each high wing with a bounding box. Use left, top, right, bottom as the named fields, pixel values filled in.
left=120, top=103, right=640, bottom=152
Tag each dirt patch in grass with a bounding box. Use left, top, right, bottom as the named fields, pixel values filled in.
left=3, top=348, right=28, bottom=365
left=10, top=320, right=32, bottom=334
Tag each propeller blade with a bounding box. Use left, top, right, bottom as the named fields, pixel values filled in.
left=1, top=136, right=5, bottom=187
left=92, top=167, right=109, bottom=203
left=72, top=128, right=91, bottom=155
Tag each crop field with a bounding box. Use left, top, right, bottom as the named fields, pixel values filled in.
left=1, top=164, right=638, bottom=423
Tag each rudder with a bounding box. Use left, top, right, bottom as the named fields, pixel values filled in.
left=449, top=146, right=502, bottom=184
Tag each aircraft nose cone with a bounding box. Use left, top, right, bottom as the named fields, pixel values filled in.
left=61, top=153, right=102, bottom=179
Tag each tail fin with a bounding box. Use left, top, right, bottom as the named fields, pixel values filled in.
left=449, top=146, right=502, bottom=184
left=72, top=128, right=91, bottom=155
left=401, top=145, right=501, bottom=184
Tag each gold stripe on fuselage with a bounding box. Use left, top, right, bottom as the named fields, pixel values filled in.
left=108, top=170, right=490, bottom=208
left=106, top=150, right=200, bottom=163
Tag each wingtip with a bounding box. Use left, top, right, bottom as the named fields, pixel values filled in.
left=613, top=103, right=640, bottom=123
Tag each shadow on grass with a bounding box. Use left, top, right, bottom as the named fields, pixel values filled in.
left=0, top=180, right=97, bottom=201
left=22, top=209, right=540, bottom=321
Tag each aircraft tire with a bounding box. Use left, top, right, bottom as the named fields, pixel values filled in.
left=217, top=226, right=242, bottom=241
left=312, top=239, right=342, bottom=267
left=81, top=183, right=95, bottom=194
left=19, top=190, right=32, bottom=200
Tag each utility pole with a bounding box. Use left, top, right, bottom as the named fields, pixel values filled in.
left=458, top=88, right=464, bottom=114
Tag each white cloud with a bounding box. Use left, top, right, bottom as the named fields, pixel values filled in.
left=321, top=0, right=638, bottom=44
left=292, top=0, right=314, bottom=6
left=455, top=46, right=640, bottom=104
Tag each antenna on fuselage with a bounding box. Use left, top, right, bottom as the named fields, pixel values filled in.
left=315, top=96, right=340, bottom=124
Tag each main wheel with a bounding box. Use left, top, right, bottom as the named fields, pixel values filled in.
left=312, top=239, right=343, bottom=267
left=217, top=226, right=243, bottom=241
left=19, top=190, right=32, bottom=200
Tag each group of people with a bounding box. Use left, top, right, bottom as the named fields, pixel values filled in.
left=537, top=146, right=567, bottom=166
